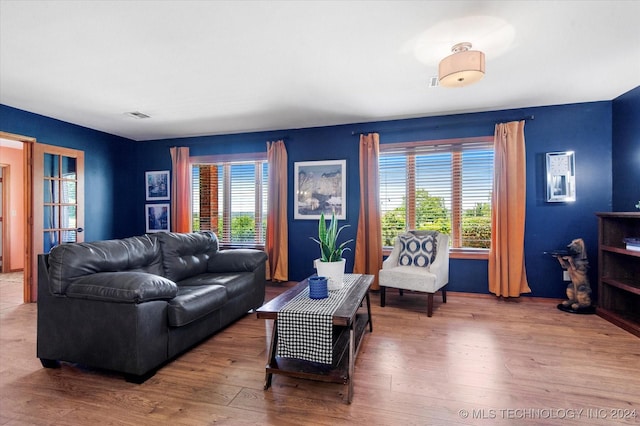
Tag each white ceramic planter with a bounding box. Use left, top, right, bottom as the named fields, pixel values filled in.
left=314, top=258, right=345, bottom=291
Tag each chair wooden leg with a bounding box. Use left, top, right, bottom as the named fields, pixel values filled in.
left=380, top=286, right=386, bottom=307
left=427, top=293, right=434, bottom=317
left=441, top=288, right=447, bottom=304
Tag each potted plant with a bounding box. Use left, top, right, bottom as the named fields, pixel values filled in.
left=310, top=212, right=353, bottom=290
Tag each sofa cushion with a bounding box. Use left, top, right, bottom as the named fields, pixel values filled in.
left=168, top=285, right=227, bottom=327
left=177, top=272, right=256, bottom=300
left=66, top=272, right=178, bottom=303
left=155, top=232, right=219, bottom=283
left=48, top=235, right=163, bottom=295
left=397, top=231, right=438, bottom=268
left=208, top=249, right=269, bottom=273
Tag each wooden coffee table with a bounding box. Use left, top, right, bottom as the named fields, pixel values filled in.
left=256, top=274, right=373, bottom=403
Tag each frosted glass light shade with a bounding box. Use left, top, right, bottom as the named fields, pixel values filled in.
left=438, top=49, right=485, bottom=88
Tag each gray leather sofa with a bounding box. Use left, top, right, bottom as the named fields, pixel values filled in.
left=37, top=231, right=268, bottom=382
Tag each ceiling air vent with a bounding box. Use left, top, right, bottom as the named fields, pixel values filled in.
left=428, top=76, right=439, bottom=88
left=125, top=111, right=151, bottom=119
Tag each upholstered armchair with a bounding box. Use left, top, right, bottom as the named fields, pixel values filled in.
left=379, top=231, right=450, bottom=317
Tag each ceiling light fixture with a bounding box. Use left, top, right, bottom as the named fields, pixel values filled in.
left=438, top=42, right=485, bottom=88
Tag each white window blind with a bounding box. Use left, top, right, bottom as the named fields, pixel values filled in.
left=191, top=157, right=268, bottom=245
left=379, top=137, right=494, bottom=249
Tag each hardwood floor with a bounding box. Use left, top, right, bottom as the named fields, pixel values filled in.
left=1, top=276, right=639, bottom=425
left=0, top=271, right=23, bottom=312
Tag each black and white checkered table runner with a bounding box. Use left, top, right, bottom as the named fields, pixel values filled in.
left=277, top=274, right=362, bottom=364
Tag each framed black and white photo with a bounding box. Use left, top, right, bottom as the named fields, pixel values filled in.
left=294, top=159, right=346, bottom=220
left=146, top=203, right=170, bottom=233
left=546, top=151, right=576, bottom=202
left=145, top=170, right=170, bottom=201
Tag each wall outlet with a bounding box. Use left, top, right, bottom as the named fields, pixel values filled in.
left=563, top=271, right=571, bottom=281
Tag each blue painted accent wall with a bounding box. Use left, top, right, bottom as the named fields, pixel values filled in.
left=4, top=91, right=632, bottom=298
left=140, top=101, right=614, bottom=299
left=612, top=86, right=640, bottom=211
left=0, top=105, right=134, bottom=241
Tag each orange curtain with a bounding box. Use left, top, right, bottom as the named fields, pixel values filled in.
left=488, top=121, right=531, bottom=297
left=266, top=140, right=288, bottom=281
left=170, top=146, right=192, bottom=233
left=354, top=133, right=383, bottom=290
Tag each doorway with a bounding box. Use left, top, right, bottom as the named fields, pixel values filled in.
left=1, top=165, right=4, bottom=272
left=0, top=135, right=26, bottom=305
left=0, top=147, right=25, bottom=275
left=0, top=132, right=86, bottom=303
left=0, top=163, right=7, bottom=272
left=31, top=143, right=85, bottom=300
left=0, top=165, right=22, bottom=310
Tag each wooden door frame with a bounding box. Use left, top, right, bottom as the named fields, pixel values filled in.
left=0, top=131, right=35, bottom=303
left=0, top=162, right=6, bottom=272
left=0, top=164, right=10, bottom=273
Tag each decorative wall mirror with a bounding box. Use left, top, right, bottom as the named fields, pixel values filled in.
left=546, top=151, right=576, bottom=202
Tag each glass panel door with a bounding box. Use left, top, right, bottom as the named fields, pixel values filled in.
left=42, top=153, right=79, bottom=251
left=32, top=143, right=84, bottom=300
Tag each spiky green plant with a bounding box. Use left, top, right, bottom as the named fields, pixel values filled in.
left=310, top=212, right=353, bottom=262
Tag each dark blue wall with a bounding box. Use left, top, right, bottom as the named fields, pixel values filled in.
left=139, top=101, right=614, bottom=299
left=612, top=86, right=640, bottom=211
left=3, top=93, right=630, bottom=298
left=119, top=132, right=279, bottom=238
left=0, top=105, right=134, bottom=242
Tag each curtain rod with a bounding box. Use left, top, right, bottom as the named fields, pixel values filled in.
left=177, top=135, right=289, bottom=145
left=350, top=115, right=535, bottom=136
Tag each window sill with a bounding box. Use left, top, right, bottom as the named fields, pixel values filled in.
left=449, top=248, right=489, bottom=260
left=382, top=247, right=489, bottom=260
left=219, top=243, right=265, bottom=251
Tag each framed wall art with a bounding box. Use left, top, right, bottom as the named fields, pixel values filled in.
left=145, top=170, right=170, bottom=201
left=294, top=159, right=346, bottom=220
left=146, top=203, right=170, bottom=233
left=546, top=151, right=576, bottom=202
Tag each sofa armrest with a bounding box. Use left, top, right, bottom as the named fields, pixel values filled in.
left=207, top=249, right=268, bottom=273
left=65, top=272, right=178, bottom=303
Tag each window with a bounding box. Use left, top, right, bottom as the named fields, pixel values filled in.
left=379, top=136, right=494, bottom=252
left=191, top=154, right=268, bottom=246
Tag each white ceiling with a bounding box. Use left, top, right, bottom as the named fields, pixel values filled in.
left=1, top=1, right=639, bottom=142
